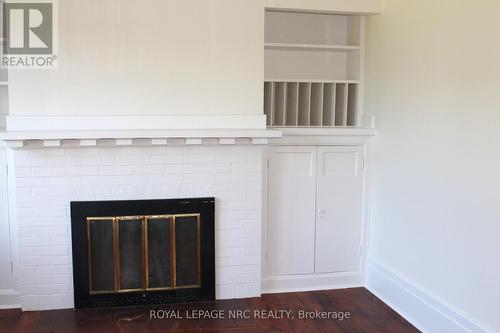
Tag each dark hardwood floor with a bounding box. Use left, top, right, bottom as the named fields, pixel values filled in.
left=0, top=288, right=419, bottom=333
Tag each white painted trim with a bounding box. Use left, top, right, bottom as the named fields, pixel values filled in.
left=0, top=129, right=281, bottom=141
left=262, top=272, right=364, bottom=294
left=0, top=289, right=21, bottom=309
left=6, top=115, right=267, bottom=131
left=265, top=0, right=384, bottom=15
left=366, top=258, right=493, bottom=333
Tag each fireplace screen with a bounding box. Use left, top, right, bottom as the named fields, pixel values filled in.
left=71, top=199, right=215, bottom=309
left=87, top=214, right=201, bottom=294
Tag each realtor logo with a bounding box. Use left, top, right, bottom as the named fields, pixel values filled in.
left=1, top=0, right=58, bottom=68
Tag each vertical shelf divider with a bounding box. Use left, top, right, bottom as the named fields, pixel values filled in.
left=334, top=83, right=347, bottom=126
left=286, top=82, right=299, bottom=126
left=322, top=83, right=335, bottom=126
left=264, top=82, right=274, bottom=126
left=273, top=82, right=286, bottom=126
left=310, top=83, right=324, bottom=126
left=347, top=83, right=358, bottom=126
left=298, top=82, right=311, bottom=126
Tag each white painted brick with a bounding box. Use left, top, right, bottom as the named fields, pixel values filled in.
left=52, top=255, right=72, bottom=265
left=32, top=187, right=77, bottom=197
left=231, top=163, right=261, bottom=173
left=182, top=174, right=215, bottom=183
left=13, top=145, right=264, bottom=310
left=31, top=148, right=65, bottom=157
left=34, top=206, right=67, bottom=217
left=35, top=226, right=68, bottom=237
left=66, top=166, right=100, bottom=176
left=52, top=236, right=70, bottom=246
left=17, top=208, right=33, bottom=217
left=18, top=284, right=71, bottom=295
left=216, top=285, right=235, bottom=299
left=216, top=174, right=246, bottom=183
left=150, top=155, right=183, bottom=165
left=16, top=188, right=32, bottom=198
left=132, top=165, right=166, bottom=175
left=35, top=265, right=72, bottom=275
left=16, top=156, right=48, bottom=167
left=116, top=155, right=149, bottom=165
left=19, top=237, right=52, bottom=247
left=16, top=168, right=33, bottom=177
left=47, top=156, right=84, bottom=166
left=17, top=257, right=52, bottom=266
left=49, top=176, right=84, bottom=187
left=33, top=167, right=66, bottom=177
left=231, top=200, right=261, bottom=211
left=184, top=154, right=215, bottom=164
left=16, top=177, right=51, bottom=187
left=20, top=295, right=40, bottom=310
left=99, top=165, right=132, bottom=176
left=84, top=156, right=116, bottom=166
left=36, top=246, right=69, bottom=256
left=49, top=294, right=74, bottom=309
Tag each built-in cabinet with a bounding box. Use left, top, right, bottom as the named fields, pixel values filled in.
left=264, top=144, right=366, bottom=291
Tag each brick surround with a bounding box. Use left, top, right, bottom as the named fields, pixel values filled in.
left=11, top=145, right=264, bottom=310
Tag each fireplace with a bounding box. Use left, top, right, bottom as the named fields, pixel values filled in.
left=70, top=198, right=215, bottom=309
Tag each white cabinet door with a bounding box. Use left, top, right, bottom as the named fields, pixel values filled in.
left=268, top=146, right=317, bottom=275
left=315, top=146, right=364, bottom=274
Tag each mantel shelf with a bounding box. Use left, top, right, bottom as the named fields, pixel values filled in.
left=0, top=129, right=283, bottom=148
left=265, top=43, right=360, bottom=52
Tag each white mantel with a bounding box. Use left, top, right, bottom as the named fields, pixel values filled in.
left=0, top=129, right=283, bottom=148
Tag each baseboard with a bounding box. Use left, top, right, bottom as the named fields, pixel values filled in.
left=366, top=258, right=492, bottom=333
left=6, top=115, right=267, bottom=131
left=0, top=289, right=21, bottom=309
left=262, top=272, right=364, bottom=294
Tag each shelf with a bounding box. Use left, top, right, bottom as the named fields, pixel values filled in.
left=0, top=82, right=8, bottom=86
left=265, top=79, right=359, bottom=84
left=265, top=43, right=360, bottom=52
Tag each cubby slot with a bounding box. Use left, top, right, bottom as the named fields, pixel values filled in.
left=322, top=83, right=335, bottom=126
left=264, top=82, right=274, bottom=126
left=298, top=83, right=311, bottom=126
left=335, top=83, right=348, bottom=126
left=310, top=83, right=324, bottom=126
left=286, top=82, right=299, bottom=126
left=273, top=82, right=286, bottom=126
left=347, top=84, right=358, bottom=126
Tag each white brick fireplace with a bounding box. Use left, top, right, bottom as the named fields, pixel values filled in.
left=8, top=141, right=268, bottom=310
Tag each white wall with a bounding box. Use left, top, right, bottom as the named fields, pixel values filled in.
left=8, top=0, right=263, bottom=119
left=365, top=1, right=500, bottom=332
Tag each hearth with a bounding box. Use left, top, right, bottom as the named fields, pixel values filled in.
left=70, top=198, right=215, bottom=309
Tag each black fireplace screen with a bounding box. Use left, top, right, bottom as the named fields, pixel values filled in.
left=71, top=198, right=215, bottom=309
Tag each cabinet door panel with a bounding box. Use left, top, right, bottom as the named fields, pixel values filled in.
left=268, top=146, right=317, bottom=275
left=315, top=146, right=364, bottom=274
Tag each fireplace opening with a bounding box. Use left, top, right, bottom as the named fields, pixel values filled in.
left=71, top=198, right=215, bottom=309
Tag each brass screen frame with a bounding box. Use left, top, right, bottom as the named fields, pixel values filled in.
left=86, top=214, right=201, bottom=295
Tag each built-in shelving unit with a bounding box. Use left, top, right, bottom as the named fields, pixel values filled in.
left=264, top=10, right=364, bottom=128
